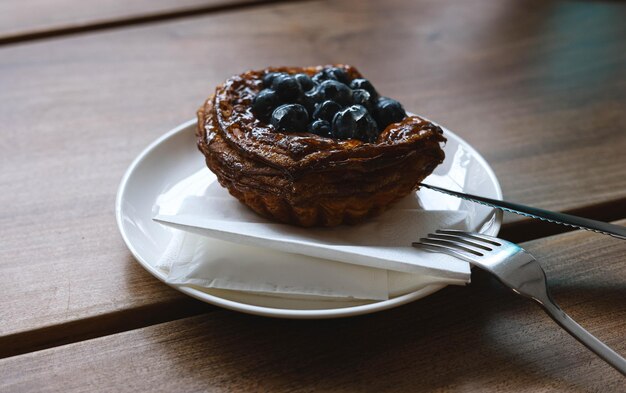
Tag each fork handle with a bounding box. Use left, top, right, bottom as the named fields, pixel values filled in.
left=538, top=300, right=626, bottom=376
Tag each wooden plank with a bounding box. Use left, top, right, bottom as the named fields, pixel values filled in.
left=0, top=0, right=271, bottom=43
left=1, top=0, right=625, bottom=354
left=1, top=222, right=624, bottom=391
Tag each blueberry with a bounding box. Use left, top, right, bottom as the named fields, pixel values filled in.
left=263, top=72, right=286, bottom=88
left=332, top=105, right=378, bottom=142
left=271, top=104, right=309, bottom=133
left=311, top=72, right=326, bottom=85
left=332, top=108, right=356, bottom=140
left=312, top=67, right=350, bottom=84
left=374, top=97, right=406, bottom=130
left=312, top=100, right=341, bottom=122
left=272, top=74, right=302, bottom=101
left=351, top=89, right=374, bottom=112
left=327, top=67, right=350, bottom=84
left=305, top=86, right=324, bottom=104
left=252, top=89, right=280, bottom=122
left=350, top=79, right=378, bottom=99
left=294, top=73, right=314, bottom=92
left=307, top=120, right=333, bottom=138
left=298, top=94, right=317, bottom=115
left=318, top=80, right=353, bottom=106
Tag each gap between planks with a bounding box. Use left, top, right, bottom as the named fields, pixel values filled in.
left=0, top=198, right=624, bottom=360
left=0, top=298, right=214, bottom=359
left=0, top=0, right=312, bottom=46
left=499, top=196, right=626, bottom=243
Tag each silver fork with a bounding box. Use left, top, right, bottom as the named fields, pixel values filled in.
left=412, top=229, right=626, bottom=376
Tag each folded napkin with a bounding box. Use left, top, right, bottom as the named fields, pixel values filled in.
left=156, top=231, right=388, bottom=300
left=156, top=230, right=468, bottom=301
left=153, top=169, right=473, bottom=300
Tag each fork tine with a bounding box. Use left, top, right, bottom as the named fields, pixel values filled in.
left=411, top=241, right=477, bottom=262
left=426, top=233, right=493, bottom=251
left=435, top=229, right=502, bottom=246
left=418, top=237, right=485, bottom=256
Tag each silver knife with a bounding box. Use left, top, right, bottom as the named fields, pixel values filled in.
left=420, top=183, right=626, bottom=240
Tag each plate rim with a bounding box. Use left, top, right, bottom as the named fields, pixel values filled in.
left=115, top=118, right=502, bottom=319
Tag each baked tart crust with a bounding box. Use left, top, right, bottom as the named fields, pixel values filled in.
left=196, top=65, right=446, bottom=227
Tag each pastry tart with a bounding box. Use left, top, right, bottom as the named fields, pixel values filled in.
left=196, top=65, right=446, bottom=227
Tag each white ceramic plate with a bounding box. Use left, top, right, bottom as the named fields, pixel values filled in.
left=116, top=118, right=502, bottom=318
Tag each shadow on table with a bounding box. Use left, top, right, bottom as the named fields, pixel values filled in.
left=153, top=269, right=625, bottom=391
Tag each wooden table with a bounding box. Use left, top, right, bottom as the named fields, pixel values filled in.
left=1, top=0, right=625, bottom=391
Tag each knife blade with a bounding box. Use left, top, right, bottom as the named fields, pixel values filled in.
left=420, top=183, right=626, bottom=240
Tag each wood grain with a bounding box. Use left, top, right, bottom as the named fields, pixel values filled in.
left=0, top=0, right=272, bottom=44
left=1, top=0, right=625, bottom=355
left=1, top=223, right=624, bottom=391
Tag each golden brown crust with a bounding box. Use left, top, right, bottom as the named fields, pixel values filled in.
left=196, top=65, right=446, bottom=227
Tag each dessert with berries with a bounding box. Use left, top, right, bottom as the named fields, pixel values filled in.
left=196, top=65, right=446, bottom=227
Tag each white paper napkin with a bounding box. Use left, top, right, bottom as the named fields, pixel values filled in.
left=156, top=231, right=389, bottom=300
left=150, top=168, right=473, bottom=300
left=156, top=230, right=467, bottom=301
left=154, top=169, right=471, bottom=280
